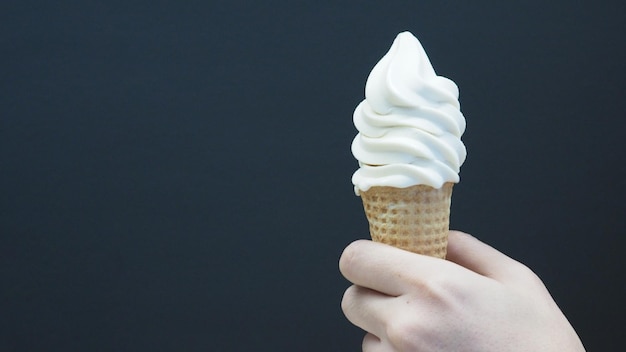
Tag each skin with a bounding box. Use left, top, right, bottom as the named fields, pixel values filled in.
left=339, top=231, right=586, bottom=352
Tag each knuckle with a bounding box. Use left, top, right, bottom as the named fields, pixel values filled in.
left=386, top=319, right=421, bottom=351
left=339, top=240, right=366, bottom=276
left=340, top=285, right=358, bottom=316
left=413, top=274, right=451, bottom=301
left=514, top=262, right=545, bottom=286
left=361, top=333, right=378, bottom=351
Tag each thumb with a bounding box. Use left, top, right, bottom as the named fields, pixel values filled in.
left=446, top=230, right=528, bottom=282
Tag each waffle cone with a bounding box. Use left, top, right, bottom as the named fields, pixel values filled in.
left=359, top=183, right=454, bottom=258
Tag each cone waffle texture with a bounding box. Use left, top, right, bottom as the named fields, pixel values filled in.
left=360, top=183, right=454, bottom=258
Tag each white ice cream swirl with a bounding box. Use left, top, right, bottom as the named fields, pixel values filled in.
left=351, top=31, right=467, bottom=194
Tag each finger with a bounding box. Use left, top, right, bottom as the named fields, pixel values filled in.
left=341, top=285, right=392, bottom=339
left=446, top=230, right=528, bottom=282
left=340, top=239, right=450, bottom=296
left=362, top=333, right=387, bottom=352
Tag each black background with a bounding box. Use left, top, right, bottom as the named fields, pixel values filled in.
left=2, top=1, right=625, bottom=351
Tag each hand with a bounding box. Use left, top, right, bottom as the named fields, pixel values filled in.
left=339, top=231, right=586, bottom=352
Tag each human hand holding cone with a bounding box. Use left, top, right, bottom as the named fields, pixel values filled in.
left=351, top=32, right=466, bottom=258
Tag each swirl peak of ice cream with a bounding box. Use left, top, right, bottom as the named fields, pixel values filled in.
left=351, top=31, right=467, bottom=194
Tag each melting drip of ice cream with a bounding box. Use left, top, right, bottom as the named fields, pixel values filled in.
left=351, top=31, right=467, bottom=194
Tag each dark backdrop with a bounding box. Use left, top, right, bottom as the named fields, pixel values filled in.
left=2, top=1, right=625, bottom=351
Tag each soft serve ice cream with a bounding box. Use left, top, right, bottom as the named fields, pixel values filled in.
left=351, top=31, right=467, bottom=258
left=351, top=31, right=466, bottom=194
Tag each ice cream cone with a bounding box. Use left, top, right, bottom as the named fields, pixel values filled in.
left=359, top=182, right=453, bottom=258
